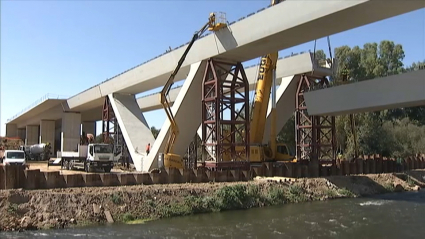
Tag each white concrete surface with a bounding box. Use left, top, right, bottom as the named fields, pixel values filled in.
left=304, top=70, right=425, bottom=116
left=5, top=124, right=17, bottom=137
left=82, top=121, right=96, bottom=136
left=61, top=112, right=81, bottom=151
left=40, top=120, right=55, bottom=150
left=108, top=93, right=155, bottom=172
left=67, top=0, right=423, bottom=112
left=144, top=61, right=208, bottom=172
left=25, top=125, right=39, bottom=145
left=18, top=128, right=26, bottom=140
left=137, top=52, right=325, bottom=112
left=7, top=99, right=66, bottom=126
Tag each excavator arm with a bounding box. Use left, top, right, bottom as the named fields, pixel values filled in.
left=160, top=13, right=227, bottom=168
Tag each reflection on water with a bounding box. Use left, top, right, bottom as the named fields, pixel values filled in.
left=2, top=191, right=425, bottom=239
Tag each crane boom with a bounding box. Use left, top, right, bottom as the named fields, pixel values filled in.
left=160, top=13, right=227, bottom=169
left=160, top=23, right=209, bottom=156
left=247, top=0, right=291, bottom=161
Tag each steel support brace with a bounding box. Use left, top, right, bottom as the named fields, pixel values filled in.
left=201, top=58, right=250, bottom=165
left=101, top=96, right=131, bottom=167
left=184, top=135, right=198, bottom=169
left=295, top=75, right=336, bottom=164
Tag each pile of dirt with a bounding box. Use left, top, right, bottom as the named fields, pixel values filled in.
left=0, top=172, right=421, bottom=232
left=0, top=137, right=24, bottom=151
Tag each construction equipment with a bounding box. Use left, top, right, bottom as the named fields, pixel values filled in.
left=19, top=143, right=51, bottom=161
left=159, top=13, right=227, bottom=169
left=237, top=0, right=294, bottom=163
left=58, top=143, right=115, bottom=172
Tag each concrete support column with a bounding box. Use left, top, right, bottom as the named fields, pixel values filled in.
left=40, top=120, right=55, bottom=151
left=26, top=125, right=39, bottom=145
left=5, top=124, right=18, bottom=137
left=17, top=128, right=26, bottom=141
left=61, top=112, right=81, bottom=152
left=82, top=121, right=96, bottom=136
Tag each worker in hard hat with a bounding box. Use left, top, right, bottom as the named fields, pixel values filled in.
left=146, top=143, right=151, bottom=156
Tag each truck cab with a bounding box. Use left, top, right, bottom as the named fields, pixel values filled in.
left=85, top=143, right=114, bottom=172
left=2, top=150, right=26, bottom=166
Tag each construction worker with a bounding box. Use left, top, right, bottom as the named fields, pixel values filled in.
left=146, top=143, right=151, bottom=155
left=43, top=142, right=52, bottom=161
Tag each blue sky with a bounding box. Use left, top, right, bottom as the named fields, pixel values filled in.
left=1, top=1, right=424, bottom=136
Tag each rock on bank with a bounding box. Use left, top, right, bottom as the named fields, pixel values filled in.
left=1, top=171, right=423, bottom=232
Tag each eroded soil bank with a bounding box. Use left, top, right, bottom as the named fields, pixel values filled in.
left=1, top=170, right=424, bottom=232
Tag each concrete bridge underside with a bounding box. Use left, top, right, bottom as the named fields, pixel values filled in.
left=304, top=70, right=425, bottom=116
left=4, top=1, right=424, bottom=172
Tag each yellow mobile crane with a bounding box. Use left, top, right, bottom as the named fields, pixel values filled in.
left=160, top=13, right=227, bottom=169
left=234, top=0, right=294, bottom=163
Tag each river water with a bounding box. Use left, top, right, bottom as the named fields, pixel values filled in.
left=2, top=191, right=425, bottom=239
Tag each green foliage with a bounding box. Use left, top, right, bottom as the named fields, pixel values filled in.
left=329, top=40, right=425, bottom=158
left=7, top=203, right=18, bottom=213
left=150, top=126, right=160, bottom=139
left=152, top=183, right=315, bottom=219
left=110, top=193, right=122, bottom=204
left=337, top=188, right=355, bottom=197
left=121, top=213, right=135, bottom=222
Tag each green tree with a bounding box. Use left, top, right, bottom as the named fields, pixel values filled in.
left=151, top=126, right=159, bottom=139
left=333, top=40, right=425, bottom=158
left=277, top=115, right=295, bottom=153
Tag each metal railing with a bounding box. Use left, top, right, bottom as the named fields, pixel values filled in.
left=6, top=93, right=69, bottom=123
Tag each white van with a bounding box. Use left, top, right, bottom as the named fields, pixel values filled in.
left=2, top=150, right=26, bottom=166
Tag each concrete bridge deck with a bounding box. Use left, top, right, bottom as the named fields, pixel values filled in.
left=304, top=70, right=425, bottom=116
left=66, top=0, right=423, bottom=113
left=7, top=52, right=327, bottom=128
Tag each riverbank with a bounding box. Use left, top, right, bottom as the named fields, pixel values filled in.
left=1, top=170, right=424, bottom=232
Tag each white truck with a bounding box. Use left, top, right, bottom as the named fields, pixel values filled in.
left=2, top=150, right=26, bottom=166
left=58, top=143, right=114, bottom=172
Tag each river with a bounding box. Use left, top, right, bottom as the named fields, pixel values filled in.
left=2, top=190, right=425, bottom=239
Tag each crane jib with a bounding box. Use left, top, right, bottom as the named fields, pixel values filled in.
left=258, top=57, right=267, bottom=80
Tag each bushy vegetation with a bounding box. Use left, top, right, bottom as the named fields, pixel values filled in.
left=150, top=184, right=310, bottom=219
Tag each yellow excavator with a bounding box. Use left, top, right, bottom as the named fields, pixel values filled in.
left=160, top=13, right=227, bottom=169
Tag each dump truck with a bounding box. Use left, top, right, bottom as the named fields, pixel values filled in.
left=58, top=143, right=114, bottom=172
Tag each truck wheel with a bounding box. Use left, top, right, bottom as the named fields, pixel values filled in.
left=104, top=167, right=111, bottom=173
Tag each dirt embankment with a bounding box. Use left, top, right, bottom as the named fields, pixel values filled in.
left=1, top=170, right=424, bottom=232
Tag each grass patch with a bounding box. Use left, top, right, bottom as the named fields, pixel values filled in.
left=324, top=189, right=339, bottom=198
left=383, top=183, right=395, bottom=192
left=151, top=183, right=315, bottom=219
left=125, top=218, right=155, bottom=225
left=337, top=188, right=355, bottom=197
left=7, top=203, right=18, bottom=213
left=110, top=193, right=122, bottom=205
left=285, top=185, right=308, bottom=203
left=406, top=176, right=416, bottom=187
left=121, top=213, right=135, bottom=222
